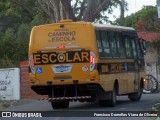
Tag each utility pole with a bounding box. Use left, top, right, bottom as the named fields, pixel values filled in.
left=157, top=0, right=160, bottom=18
left=120, top=0, right=125, bottom=26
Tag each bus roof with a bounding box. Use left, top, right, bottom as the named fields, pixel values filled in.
left=93, top=23, right=135, bottom=31
left=33, top=20, right=134, bottom=31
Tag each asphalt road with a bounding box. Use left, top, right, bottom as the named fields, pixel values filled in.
left=1, top=93, right=160, bottom=120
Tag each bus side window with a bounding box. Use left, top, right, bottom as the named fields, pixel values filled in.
left=135, top=39, right=143, bottom=58
left=131, top=39, right=137, bottom=58
left=101, top=30, right=111, bottom=58
left=116, top=32, right=126, bottom=58
left=108, top=31, right=119, bottom=58
left=124, top=36, right=133, bottom=58
left=96, top=30, right=102, bottom=53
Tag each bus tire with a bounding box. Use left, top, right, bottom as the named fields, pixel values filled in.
left=128, top=86, right=143, bottom=101
left=51, top=100, right=69, bottom=109
left=98, top=87, right=117, bottom=107
left=107, top=86, right=117, bottom=107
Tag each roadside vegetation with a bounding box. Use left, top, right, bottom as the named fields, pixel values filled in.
left=0, top=0, right=45, bottom=68
left=0, top=100, right=30, bottom=110
left=152, top=101, right=160, bottom=116
left=152, top=102, right=160, bottom=111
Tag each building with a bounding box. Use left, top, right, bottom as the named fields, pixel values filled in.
left=138, top=31, right=159, bottom=63
left=137, top=31, right=160, bottom=89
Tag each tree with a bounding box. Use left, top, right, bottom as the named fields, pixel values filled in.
left=37, top=0, right=122, bottom=23
left=0, top=28, right=16, bottom=60
left=119, top=0, right=125, bottom=26
left=0, top=0, right=46, bottom=67
left=124, top=6, right=160, bottom=31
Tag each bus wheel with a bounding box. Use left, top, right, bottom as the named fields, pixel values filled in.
left=51, top=100, right=69, bottom=109
left=99, top=87, right=117, bottom=107
left=108, top=86, right=117, bottom=107
left=128, top=86, right=143, bottom=101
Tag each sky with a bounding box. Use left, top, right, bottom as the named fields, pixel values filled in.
left=109, top=0, right=157, bottom=21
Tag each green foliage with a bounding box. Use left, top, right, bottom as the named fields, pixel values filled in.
left=1, top=28, right=16, bottom=59
left=152, top=103, right=160, bottom=115
left=0, top=0, right=46, bottom=68
left=0, top=0, right=32, bottom=32
left=0, top=55, right=16, bottom=68
left=124, top=6, right=159, bottom=31
left=16, top=23, right=31, bottom=61
left=30, top=14, right=45, bottom=27
left=17, top=24, right=30, bottom=41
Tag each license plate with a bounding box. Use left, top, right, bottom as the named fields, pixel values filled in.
left=52, top=64, right=72, bottom=73
left=56, top=66, right=68, bottom=72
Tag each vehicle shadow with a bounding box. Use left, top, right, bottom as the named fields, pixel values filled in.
left=49, top=96, right=134, bottom=111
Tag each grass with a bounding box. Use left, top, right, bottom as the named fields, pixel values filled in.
left=0, top=100, right=31, bottom=110
left=152, top=103, right=160, bottom=112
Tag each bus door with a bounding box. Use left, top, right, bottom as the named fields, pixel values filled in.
left=134, top=38, right=144, bottom=91
left=130, top=36, right=144, bottom=91
left=123, top=32, right=141, bottom=92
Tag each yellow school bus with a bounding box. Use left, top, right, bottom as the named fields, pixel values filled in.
left=29, top=20, right=146, bottom=109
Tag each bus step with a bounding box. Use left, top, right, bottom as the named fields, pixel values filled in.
left=39, top=96, right=91, bottom=101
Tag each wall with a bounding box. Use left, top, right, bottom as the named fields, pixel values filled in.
left=0, top=68, right=20, bottom=100
left=144, top=47, right=158, bottom=64
left=20, top=61, right=46, bottom=99
left=144, top=47, right=160, bottom=91
left=146, top=63, right=160, bottom=81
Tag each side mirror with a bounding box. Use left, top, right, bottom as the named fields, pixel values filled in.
left=139, top=39, right=147, bottom=55
left=142, top=40, right=147, bottom=55
left=142, top=50, right=146, bottom=55
left=142, top=40, right=147, bottom=51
